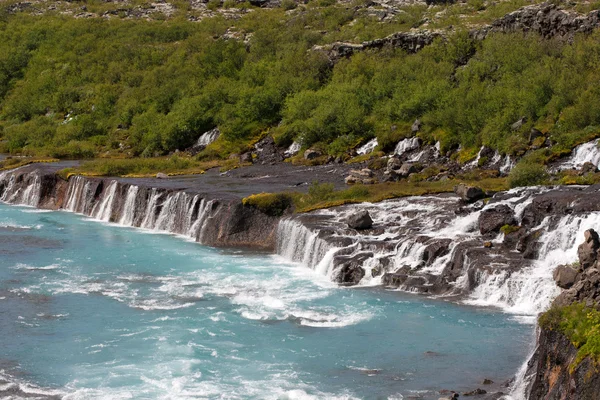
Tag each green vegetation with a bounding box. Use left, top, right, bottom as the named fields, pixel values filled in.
left=58, top=155, right=245, bottom=178
left=500, top=224, right=521, bottom=235
left=508, top=159, right=549, bottom=187
left=248, top=177, right=508, bottom=213
left=0, top=1, right=600, bottom=169
left=242, top=192, right=294, bottom=216
left=539, top=303, right=600, bottom=369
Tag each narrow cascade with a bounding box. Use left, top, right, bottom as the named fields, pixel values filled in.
left=356, top=138, right=378, bottom=155
left=469, top=212, right=600, bottom=314
left=92, top=181, right=118, bottom=221
left=276, top=218, right=337, bottom=275
left=195, top=128, right=220, bottom=148
left=118, top=185, right=139, bottom=226
left=394, top=137, right=420, bottom=156
left=284, top=141, right=301, bottom=157
left=559, top=138, right=600, bottom=169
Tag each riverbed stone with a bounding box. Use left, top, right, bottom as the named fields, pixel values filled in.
left=454, top=184, right=485, bottom=203
left=478, top=204, right=516, bottom=235
left=553, top=265, right=579, bottom=289
left=346, top=210, right=373, bottom=230
left=578, top=229, right=600, bottom=269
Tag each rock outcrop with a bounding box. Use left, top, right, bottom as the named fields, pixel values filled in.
left=525, top=229, right=600, bottom=399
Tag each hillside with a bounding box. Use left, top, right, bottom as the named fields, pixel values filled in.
left=1, top=0, right=600, bottom=183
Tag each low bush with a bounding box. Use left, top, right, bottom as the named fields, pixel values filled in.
left=508, top=160, right=549, bottom=188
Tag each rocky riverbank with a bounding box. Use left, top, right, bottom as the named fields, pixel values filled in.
left=522, top=229, right=600, bottom=400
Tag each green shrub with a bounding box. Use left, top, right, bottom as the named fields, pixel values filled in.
left=242, top=192, right=293, bottom=216
left=539, top=303, right=600, bottom=369
left=508, top=160, right=549, bottom=188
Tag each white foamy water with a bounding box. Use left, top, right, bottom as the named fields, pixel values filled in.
left=394, top=137, right=420, bottom=157
left=559, top=138, right=600, bottom=170
left=356, top=139, right=378, bottom=155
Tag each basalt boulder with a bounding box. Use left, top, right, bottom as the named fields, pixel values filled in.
left=478, top=205, right=516, bottom=235
left=346, top=210, right=373, bottom=230
left=454, top=184, right=485, bottom=203
left=578, top=229, right=600, bottom=269
left=553, top=264, right=579, bottom=289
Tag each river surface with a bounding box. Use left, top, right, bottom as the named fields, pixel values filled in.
left=0, top=203, right=532, bottom=399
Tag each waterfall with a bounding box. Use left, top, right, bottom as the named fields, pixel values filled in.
left=559, top=138, right=600, bottom=170
left=0, top=170, right=41, bottom=207
left=394, top=137, right=420, bottom=157
left=0, top=170, right=219, bottom=246
left=356, top=138, right=378, bottom=155
left=119, top=185, right=139, bottom=226
left=276, top=218, right=337, bottom=275
left=195, top=128, right=220, bottom=148
left=92, top=181, right=118, bottom=221
left=284, top=142, right=301, bottom=157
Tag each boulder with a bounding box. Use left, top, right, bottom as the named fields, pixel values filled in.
left=529, top=128, right=544, bottom=143
left=398, top=162, right=418, bottom=177
left=578, top=229, right=600, bottom=269
left=454, top=184, right=485, bottom=203
left=511, top=116, right=527, bottom=131
left=387, top=157, right=403, bottom=171
left=156, top=172, right=169, bottom=179
left=482, top=379, right=494, bottom=385
left=346, top=210, right=373, bottom=230
left=422, top=239, right=451, bottom=265
left=333, top=252, right=371, bottom=284
left=382, top=272, right=409, bottom=287
left=581, top=162, right=598, bottom=175
left=411, top=119, right=422, bottom=133
left=336, top=263, right=366, bottom=285
left=240, top=153, right=253, bottom=163
left=304, top=149, right=321, bottom=160
left=553, top=265, right=579, bottom=289
left=463, top=388, right=486, bottom=396
left=478, top=204, right=516, bottom=235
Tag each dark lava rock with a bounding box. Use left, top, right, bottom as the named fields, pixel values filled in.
left=240, top=153, right=253, bottom=163
left=454, top=184, right=485, bottom=203
left=333, top=252, right=372, bottom=285
left=482, top=379, right=494, bottom=385
left=382, top=272, right=408, bottom=287
left=478, top=204, right=516, bottom=235
left=398, top=162, right=418, bottom=177
left=346, top=210, right=373, bottom=230
left=578, top=229, right=600, bottom=269
left=463, top=388, right=486, bottom=396
left=553, top=264, right=579, bottom=289
left=304, top=149, right=321, bottom=160
left=581, top=162, right=598, bottom=175
left=422, top=239, right=451, bottom=265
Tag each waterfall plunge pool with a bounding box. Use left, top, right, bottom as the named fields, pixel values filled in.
left=0, top=203, right=533, bottom=399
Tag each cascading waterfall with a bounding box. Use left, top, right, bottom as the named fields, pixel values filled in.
left=394, top=137, right=420, bottom=156
left=0, top=170, right=218, bottom=246
left=91, top=181, right=118, bottom=221
left=275, top=187, right=584, bottom=318
left=119, top=185, right=139, bottom=226
left=276, top=218, right=339, bottom=277
left=356, top=138, right=378, bottom=155
left=559, top=138, right=600, bottom=170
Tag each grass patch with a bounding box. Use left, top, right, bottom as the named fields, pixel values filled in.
left=242, top=192, right=294, bottom=216
left=58, top=155, right=225, bottom=178
left=281, top=177, right=508, bottom=213
left=539, top=303, right=600, bottom=370
left=0, top=157, right=59, bottom=171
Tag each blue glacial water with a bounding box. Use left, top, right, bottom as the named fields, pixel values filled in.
left=0, top=203, right=533, bottom=399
